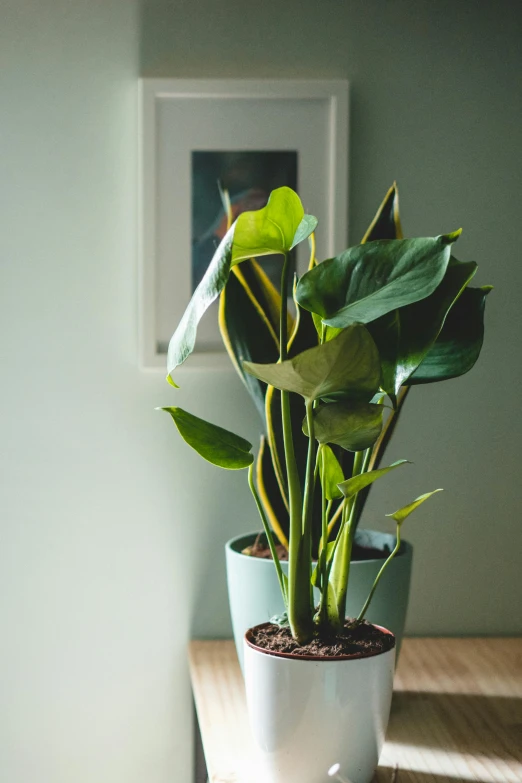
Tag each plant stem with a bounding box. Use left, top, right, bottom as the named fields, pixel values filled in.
left=330, top=499, right=356, bottom=623
left=248, top=463, right=287, bottom=606
left=280, top=253, right=310, bottom=643
left=328, top=445, right=373, bottom=536
left=355, top=522, right=401, bottom=624
left=327, top=495, right=344, bottom=535
left=316, top=446, right=329, bottom=627
left=301, top=399, right=317, bottom=620
left=279, top=253, right=290, bottom=362
left=302, top=399, right=316, bottom=540
left=330, top=449, right=365, bottom=623
left=351, top=446, right=372, bottom=523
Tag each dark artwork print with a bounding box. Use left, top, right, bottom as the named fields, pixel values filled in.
left=191, top=150, right=298, bottom=291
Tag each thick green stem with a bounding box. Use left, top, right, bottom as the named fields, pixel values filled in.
left=355, top=522, right=401, bottom=624
left=327, top=439, right=379, bottom=536
left=351, top=447, right=372, bottom=524
left=302, top=400, right=316, bottom=540
left=330, top=500, right=355, bottom=626
left=280, top=254, right=311, bottom=644
left=316, top=446, right=330, bottom=627
left=279, top=253, right=290, bottom=362
left=302, top=400, right=317, bottom=611
left=248, top=464, right=287, bottom=606
left=330, top=449, right=366, bottom=623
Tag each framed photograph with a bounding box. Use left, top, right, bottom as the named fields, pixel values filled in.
left=139, top=78, right=349, bottom=369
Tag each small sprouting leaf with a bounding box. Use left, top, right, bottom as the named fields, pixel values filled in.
left=244, top=324, right=381, bottom=402
left=291, top=214, right=319, bottom=250
left=160, top=406, right=254, bottom=470
left=386, top=489, right=443, bottom=525
left=307, top=401, right=384, bottom=452
left=337, top=460, right=410, bottom=499
left=231, top=187, right=316, bottom=263
left=361, top=182, right=403, bottom=243
left=318, top=445, right=344, bottom=500
left=270, top=611, right=290, bottom=627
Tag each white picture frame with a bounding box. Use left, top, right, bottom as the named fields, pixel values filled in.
left=139, top=78, right=349, bottom=370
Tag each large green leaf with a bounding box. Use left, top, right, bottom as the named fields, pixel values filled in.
left=337, top=459, right=410, bottom=499
left=410, top=285, right=492, bottom=383
left=160, top=407, right=253, bottom=469
left=295, top=232, right=461, bottom=328
left=386, top=489, right=443, bottom=526
left=167, top=225, right=236, bottom=380
left=341, top=182, right=404, bottom=510
left=368, top=258, right=477, bottom=399
left=231, top=187, right=317, bottom=263
left=219, top=263, right=280, bottom=423
left=167, top=187, right=316, bottom=382
left=306, top=401, right=384, bottom=452
left=244, top=324, right=381, bottom=402
left=318, top=445, right=345, bottom=500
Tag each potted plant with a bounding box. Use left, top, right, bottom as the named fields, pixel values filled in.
left=222, top=183, right=414, bottom=668
left=162, top=185, right=491, bottom=667
left=161, top=187, right=490, bottom=782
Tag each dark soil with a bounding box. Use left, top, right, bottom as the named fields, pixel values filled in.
left=243, top=536, right=388, bottom=562
left=248, top=619, right=395, bottom=658
left=243, top=535, right=289, bottom=560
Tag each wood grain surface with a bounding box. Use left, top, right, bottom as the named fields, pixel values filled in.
left=188, top=638, right=522, bottom=783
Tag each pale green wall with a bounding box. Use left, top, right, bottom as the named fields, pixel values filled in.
left=1, top=1, right=520, bottom=782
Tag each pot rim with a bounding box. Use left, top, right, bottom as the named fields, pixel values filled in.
left=244, top=621, right=396, bottom=662
left=227, top=529, right=412, bottom=565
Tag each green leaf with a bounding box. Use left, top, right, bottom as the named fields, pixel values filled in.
left=410, top=285, right=492, bottom=384
left=167, top=225, right=236, bottom=379
left=295, top=232, right=461, bottom=328
left=256, top=435, right=289, bottom=549
left=337, top=459, right=410, bottom=499
left=386, top=489, right=443, bottom=525
left=310, top=313, right=343, bottom=343
left=361, top=182, right=403, bottom=243
left=231, top=187, right=316, bottom=264
left=244, top=324, right=381, bottom=402
left=291, top=214, right=319, bottom=250
left=288, top=276, right=320, bottom=358
left=218, top=262, right=280, bottom=423
left=160, top=406, right=253, bottom=470
left=306, top=401, right=384, bottom=452
left=318, top=445, right=345, bottom=500
left=368, top=258, right=477, bottom=399
left=270, top=611, right=290, bottom=627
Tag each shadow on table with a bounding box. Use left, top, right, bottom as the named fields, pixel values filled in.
left=375, top=770, right=508, bottom=783
left=386, top=689, right=521, bottom=761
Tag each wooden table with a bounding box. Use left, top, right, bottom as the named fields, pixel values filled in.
left=189, top=638, right=522, bottom=783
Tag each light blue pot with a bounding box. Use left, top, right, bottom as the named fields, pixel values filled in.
left=226, top=528, right=412, bottom=671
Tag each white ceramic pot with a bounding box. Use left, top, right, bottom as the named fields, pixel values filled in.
left=244, top=623, right=395, bottom=783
